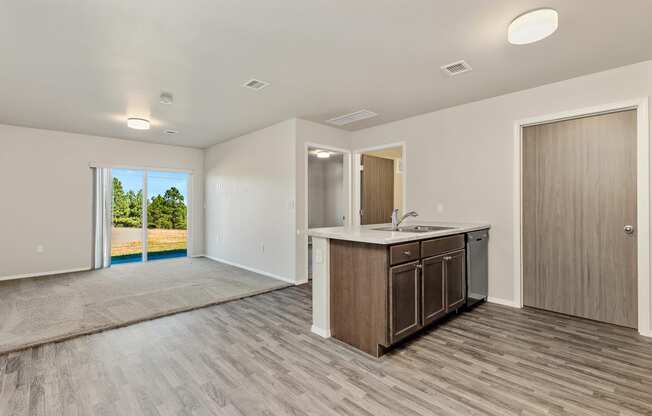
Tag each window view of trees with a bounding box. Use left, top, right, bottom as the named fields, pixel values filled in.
left=112, top=178, right=187, bottom=230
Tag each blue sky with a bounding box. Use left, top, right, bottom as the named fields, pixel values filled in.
left=113, top=169, right=188, bottom=201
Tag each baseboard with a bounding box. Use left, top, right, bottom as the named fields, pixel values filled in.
left=487, top=297, right=521, bottom=308
left=190, top=254, right=206, bottom=258
left=0, top=267, right=89, bottom=282
left=639, top=329, right=652, bottom=338
left=311, top=325, right=331, bottom=338
left=202, top=255, right=298, bottom=285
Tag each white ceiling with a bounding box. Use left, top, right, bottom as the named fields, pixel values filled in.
left=1, top=1, right=652, bottom=148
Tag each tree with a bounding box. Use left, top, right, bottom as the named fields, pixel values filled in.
left=147, top=187, right=187, bottom=230
left=112, top=178, right=143, bottom=228
left=112, top=177, right=129, bottom=221
left=114, top=179, right=187, bottom=230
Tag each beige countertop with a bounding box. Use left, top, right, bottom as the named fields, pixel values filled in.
left=308, top=220, right=490, bottom=245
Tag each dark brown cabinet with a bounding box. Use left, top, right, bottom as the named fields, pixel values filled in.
left=330, top=232, right=474, bottom=358
left=445, top=250, right=466, bottom=310
left=389, top=262, right=420, bottom=343
left=421, top=255, right=446, bottom=326
left=389, top=246, right=467, bottom=345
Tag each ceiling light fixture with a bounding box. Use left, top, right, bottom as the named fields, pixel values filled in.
left=508, top=8, right=558, bottom=45
left=127, top=118, right=150, bottom=130
left=316, top=151, right=331, bottom=159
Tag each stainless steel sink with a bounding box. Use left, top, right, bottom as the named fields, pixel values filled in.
left=373, top=225, right=456, bottom=233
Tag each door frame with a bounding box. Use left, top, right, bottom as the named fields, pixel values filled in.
left=303, top=142, right=352, bottom=281
left=352, top=142, right=407, bottom=227
left=513, top=98, right=650, bottom=336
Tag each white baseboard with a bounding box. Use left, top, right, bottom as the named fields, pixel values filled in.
left=202, top=255, right=297, bottom=285
left=311, top=325, right=331, bottom=338
left=0, top=267, right=89, bottom=282
left=487, top=297, right=521, bottom=308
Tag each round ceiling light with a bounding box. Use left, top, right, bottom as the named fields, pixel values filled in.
left=316, top=151, right=331, bottom=159
left=508, top=8, right=558, bottom=45
left=127, top=117, right=150, bottom=130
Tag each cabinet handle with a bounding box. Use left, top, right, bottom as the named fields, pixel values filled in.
left=444, top=256, right=452, bottom=261
left=403, top=250, right=412, bottom=256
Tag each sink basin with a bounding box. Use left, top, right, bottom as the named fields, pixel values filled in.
left=373, top=225, right=456, bottom=233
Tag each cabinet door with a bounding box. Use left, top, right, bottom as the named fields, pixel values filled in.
left=389, top=261, right=421, bottom=343
left=445, top=250, right=466, bottom=311
left=421, top=255, right=446, bottom=326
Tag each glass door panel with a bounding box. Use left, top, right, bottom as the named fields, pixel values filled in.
left=111, top=169, right=144, bottom=264
left=146, top=171, right=189, bottom=261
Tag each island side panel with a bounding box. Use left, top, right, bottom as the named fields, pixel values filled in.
left=311, top=236, right=331, bottom=337
left=330, top=239, right=388, bottom=357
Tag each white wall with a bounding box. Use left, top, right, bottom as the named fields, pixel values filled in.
left=0, top=124, right=204, bottom=279
left=352, top=60, right=652, bottom=314
left=295, top=119, right=351, bottom=282
left=204, top=120, right=297, bottom=282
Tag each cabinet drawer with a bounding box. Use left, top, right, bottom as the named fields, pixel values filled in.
left=389, top=242, right=420, bottom=265
left=421, top=235, right=464, bottom=258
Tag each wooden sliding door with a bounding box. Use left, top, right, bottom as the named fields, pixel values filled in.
left=522, top=110, right=637, bottom=328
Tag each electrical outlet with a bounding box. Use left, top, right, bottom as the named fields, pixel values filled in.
left=436, top=203, right=444, bottom=213
left=36, top=244, right=44, bottom=254
left=260, top=243, right=265, bottom=253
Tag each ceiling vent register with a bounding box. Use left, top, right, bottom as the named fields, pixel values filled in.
left=326, top=109, right=378, bottom=126
left=441, top=60, right=472, bottom=76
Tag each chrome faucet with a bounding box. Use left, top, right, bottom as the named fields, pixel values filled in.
left=391, top=209, right=418, bottom=230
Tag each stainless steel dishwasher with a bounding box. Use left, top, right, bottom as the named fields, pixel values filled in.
left=466, top=229, right=489, bottom=308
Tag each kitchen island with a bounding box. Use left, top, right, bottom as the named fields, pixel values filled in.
left=308, top=221, right=490, bottom=357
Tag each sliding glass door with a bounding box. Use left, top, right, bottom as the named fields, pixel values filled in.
left=111, top=169, right=144, bottom=264
left=110, top=169, right=189, bottom=265
left=147, top=171, right=189, bottom=260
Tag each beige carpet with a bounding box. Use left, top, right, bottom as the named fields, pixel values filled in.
left=0, top=257, right=290, bottom=354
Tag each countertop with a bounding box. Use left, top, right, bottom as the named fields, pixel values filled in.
left=308, top=220, right=490, bottom=245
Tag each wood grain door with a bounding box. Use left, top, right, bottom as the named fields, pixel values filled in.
left=361, top=154, right=394, bottom=225
left=389, top=261, right=421, bottom=343
left=444, top=250, right=466, bottom=311
left=421, top=255, right=446, bottom=326
left=522, top=110, right=637, bottom=328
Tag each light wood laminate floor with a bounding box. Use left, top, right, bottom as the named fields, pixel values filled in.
left=1, top=284, right=651, bottom=416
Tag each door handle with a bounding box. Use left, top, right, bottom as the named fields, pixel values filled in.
left=624, top=225, right=635, bottom=235
left=443, top=256, right=452, bottom=261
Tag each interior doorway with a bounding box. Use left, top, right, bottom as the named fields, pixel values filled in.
left=111, top=169, right=190, bottom=265
left=354, top=144, right=405, bottom=226
left=307, top=146, right=347, bottom=280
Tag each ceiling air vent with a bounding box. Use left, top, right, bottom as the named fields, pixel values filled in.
left=326, top=110, right=378, bottom=126
left=441, top=60, right=472, bottom=76
left=243, top=78, right=270, bottom=91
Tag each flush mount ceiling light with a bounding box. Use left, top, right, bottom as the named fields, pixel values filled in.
left=127, top=118, right=150, bottom=130
left=316, top=151, right=331, bottom=159
left=508, top=8, right=558, bottom=45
